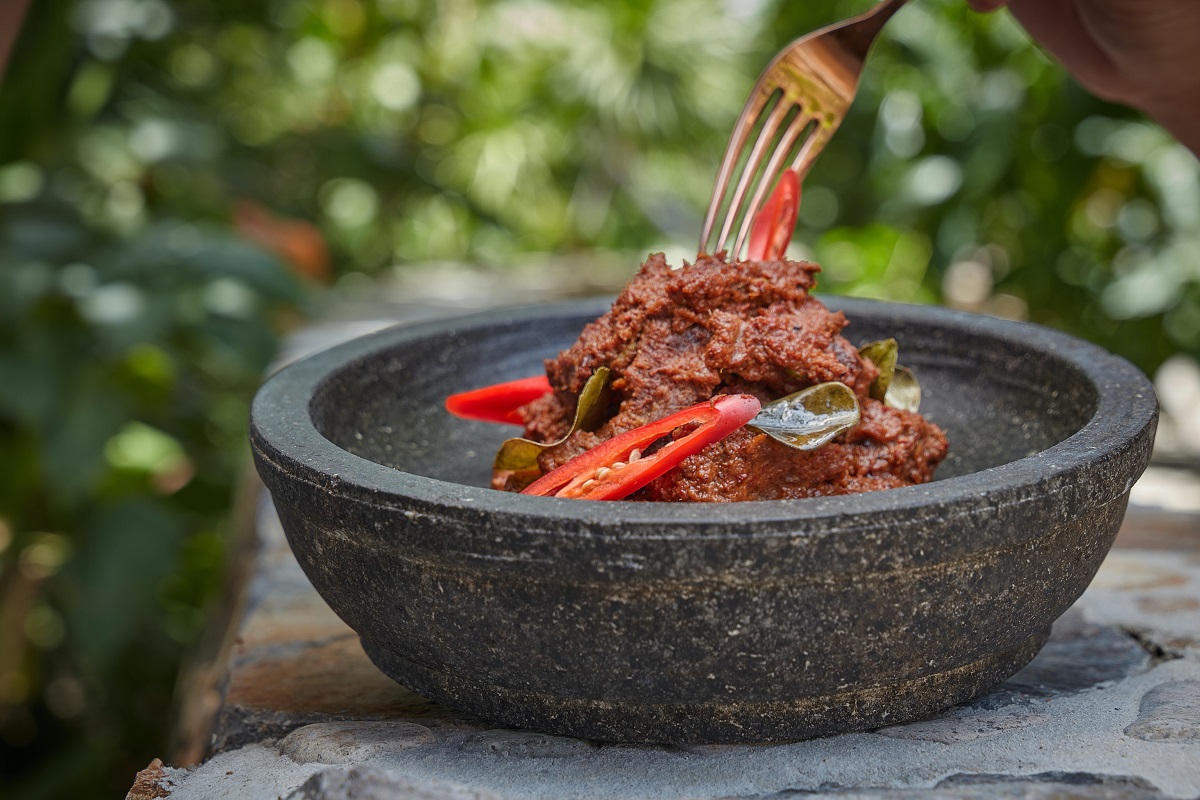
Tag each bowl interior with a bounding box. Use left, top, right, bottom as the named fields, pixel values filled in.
left=309, top=298, right=1099, bottom=491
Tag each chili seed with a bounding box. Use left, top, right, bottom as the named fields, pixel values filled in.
left=629, top=449, right=641, bottom=462
left=612, top=461, right=626, bottom=470
left=594, top=467, right=611, bottom=481
left=581, top=479, right=597, bottom=492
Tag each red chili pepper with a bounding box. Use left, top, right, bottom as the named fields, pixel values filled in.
left=748, top=169, right=801, bottom=261
left=445, top=375, right=553, bottom=425
left=522, top=394, right=761, bottom=500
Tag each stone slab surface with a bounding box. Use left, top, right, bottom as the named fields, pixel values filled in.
left=129, top=490, right=1200, bottom=800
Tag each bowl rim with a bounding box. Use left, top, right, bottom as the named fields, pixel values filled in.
left=250, top=296, right=1158, bottom=532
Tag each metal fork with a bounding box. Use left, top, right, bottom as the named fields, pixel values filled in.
left=699, top=0, right=908, bottom=258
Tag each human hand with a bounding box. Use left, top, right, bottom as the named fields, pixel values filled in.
left=969, top=0, right=1200, bottom=154
left=0, top=0, right=31, bottom=83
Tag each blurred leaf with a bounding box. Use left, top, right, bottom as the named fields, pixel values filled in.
left=2, top=0, right=1199, bottom=796
left=58, top=499, right=184, bottom=679
left=42, top=388, right=130, bottom=505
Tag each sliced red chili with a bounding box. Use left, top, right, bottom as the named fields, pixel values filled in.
left=445, top=375, right=552, bottom=425
left=748, top=169, right=801, bottom=261
left=521, top=394, right=761, bottom=500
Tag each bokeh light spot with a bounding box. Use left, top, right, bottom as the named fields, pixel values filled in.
left=203, top=278, right=257, bottom=318
left=58, top=262, right=99, bottom=298
left=79, top=282, right=145, bottom=325
left=320, top=178, right=379, bottom=227
left=45, top=677, right=87, bottom=719
left=18, top=535, right=71, bottom=581
left=0, top=161, right=44, bottom=202
left=906, top=156, right=961, bottom=205
left=25, top=605, right=66, bottom=649
left=288, top=37, right=338, bottom=85
left=105, top=421, right=187, bottom=474
left=371, top=62, right=421, bottom=111
left=798, top=184, right=839, bottom=229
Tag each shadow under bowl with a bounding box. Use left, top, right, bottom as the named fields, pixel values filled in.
left=250, top=297, right=1157, bottom=744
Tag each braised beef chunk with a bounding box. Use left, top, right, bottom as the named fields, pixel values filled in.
left=507, top=252, right=948, bottom=500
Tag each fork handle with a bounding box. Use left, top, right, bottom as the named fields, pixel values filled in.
left=830, top=0, right=909, bottom=59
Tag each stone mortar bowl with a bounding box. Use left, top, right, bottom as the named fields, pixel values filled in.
left=250, top=297, right=1157, bottom=744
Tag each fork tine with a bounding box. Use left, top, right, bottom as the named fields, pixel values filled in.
left=790, top=121, right=839, bottom=182
left=732, top=113, right=816, bottom=258
left=702, top=0, right=907, bottom=259
left=715, top=94, right=791, bottom=253
left=699, top=88, right=773, bottom=255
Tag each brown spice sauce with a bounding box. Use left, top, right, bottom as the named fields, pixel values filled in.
left=503, top=252, right=948, bottom=501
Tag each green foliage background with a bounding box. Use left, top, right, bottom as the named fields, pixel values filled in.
left=1, top=0, right=1197, bottom=796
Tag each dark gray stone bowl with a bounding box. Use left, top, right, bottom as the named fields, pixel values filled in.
left=250, top=297, right=1157, bottom=744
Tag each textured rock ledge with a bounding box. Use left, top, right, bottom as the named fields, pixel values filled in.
left=133, top=495, right=1200, bottom=800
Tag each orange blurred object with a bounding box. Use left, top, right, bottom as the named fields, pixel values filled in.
left=234, top=200, right=331, bottom=282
